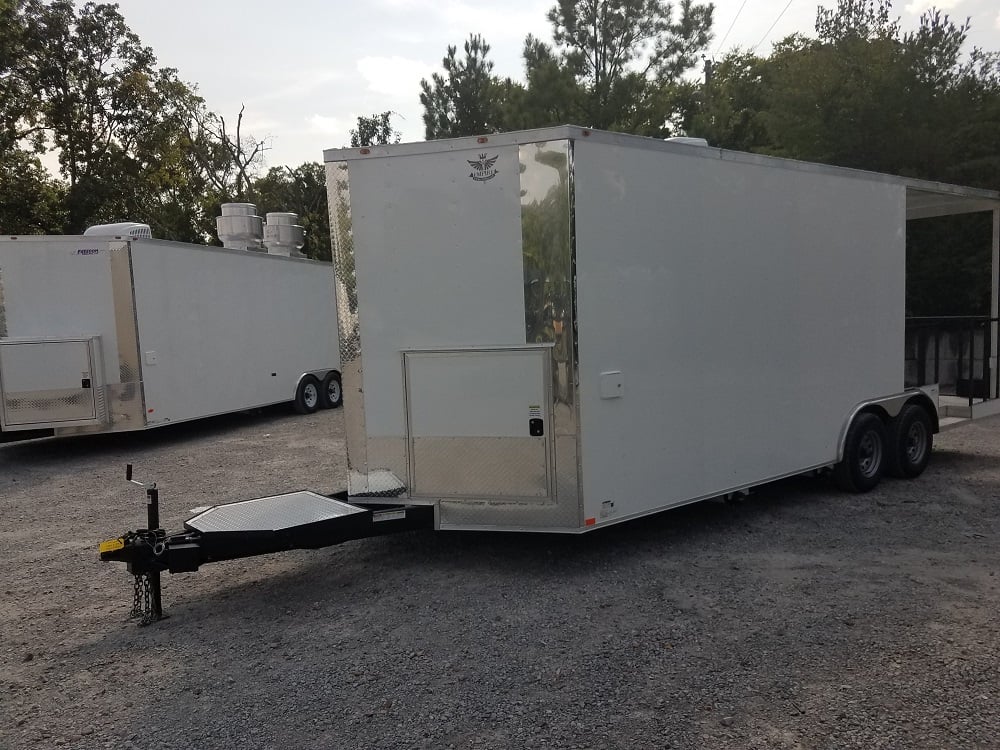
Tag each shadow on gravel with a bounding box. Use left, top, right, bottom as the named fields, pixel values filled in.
left=0, top=404, right=296, bottom=464
left=926, top=447, right=980, bottom=469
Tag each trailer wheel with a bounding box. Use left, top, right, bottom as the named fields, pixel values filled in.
left=886, top=403, right=933, bottom=479
left=834, top=412, right=887, bottom=493
left=293, top=375, right=321, bottom=414
left=319, top=371, right=343, bottom=409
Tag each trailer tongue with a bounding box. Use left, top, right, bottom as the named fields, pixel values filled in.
left=99, top=467, right=433, bottom=624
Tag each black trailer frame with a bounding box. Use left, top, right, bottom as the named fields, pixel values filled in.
left=99, top=466, right=434, bottom=624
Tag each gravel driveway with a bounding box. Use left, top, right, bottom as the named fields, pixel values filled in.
left=1, top=408, right=998, bottom=750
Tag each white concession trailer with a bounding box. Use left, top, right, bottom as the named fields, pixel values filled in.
left=99, top=127, right=1000, bottom=622
left=0, top=233, right=341, bottom=441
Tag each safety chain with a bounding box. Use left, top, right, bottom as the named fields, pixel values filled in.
left=130, top=572, right=157, bottom=626
left=119, top=528, right=165, bottom=625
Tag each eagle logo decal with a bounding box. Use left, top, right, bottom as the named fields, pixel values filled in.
left=468, top=153, right=499, bottom=182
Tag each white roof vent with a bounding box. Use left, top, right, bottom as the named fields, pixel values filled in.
left=665, top=137, right=710, bottom=147
left=263, top=212, right=305, bottom=257
left=217, top=203, right=264, bottom=251
left=83, top=222, right=152, bottom=239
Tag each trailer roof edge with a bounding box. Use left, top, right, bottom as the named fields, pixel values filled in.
left=322, top=125, right=1000, bottom=219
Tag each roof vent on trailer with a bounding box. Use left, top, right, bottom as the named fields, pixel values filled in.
left=216, top=203, right=264, bottom=251
left=665, top=136, right=710, bottom=147
left=263, top=212, right=305, bottom=257
left=83, top=222, right=153, bottom=239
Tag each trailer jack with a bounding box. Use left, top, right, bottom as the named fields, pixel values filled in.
left=99, top=465, right=434, bottom=625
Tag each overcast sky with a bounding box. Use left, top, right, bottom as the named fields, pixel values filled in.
left=99, top=0, right=1000, bottom=169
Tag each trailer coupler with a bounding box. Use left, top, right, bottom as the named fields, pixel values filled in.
left=99, top=467, right=434, bottom=625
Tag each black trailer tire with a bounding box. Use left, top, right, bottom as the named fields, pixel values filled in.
left=886, top=403, right=933, bottom=479
left=293, top=375, right=321, bottom=414
left=319, top=371, right=343, bottom=409
left=834, top=412, right=887, bottom=493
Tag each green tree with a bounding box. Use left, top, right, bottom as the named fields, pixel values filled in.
left=506, top=35, right=586, bottom=128
left=1, top=0, right=36, bottom=153
left=26, top=0, right=155, bottom=230
left=946, top=48, right=1000, bottom=190
left=183, top=103, right=270, bottom=206
left=254, top=163, right=331, bottom=261
left=0, top=151, right=66, bottom=234
left=419, top=34, right=513, bottom=138
left=349, top=111, right=400, bottom=147
left=760, top=1, right=989, bottom=183
left=694, top=0, right=999, bottom=187
left=14, top=0, right=232, bottom=238
left=539, top=0, right=714, bottom=133
left=422, top=3, right=714, bottom=139
left=689, top=50, right=772, bottom=151
left=1, top=1, right=278, bottom=241
left=0, top=0, right=64, bottom=234
left=132, top=74, right=224, bottom=242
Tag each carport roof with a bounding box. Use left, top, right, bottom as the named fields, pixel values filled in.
left=905, top=181, right=1000, bottom=220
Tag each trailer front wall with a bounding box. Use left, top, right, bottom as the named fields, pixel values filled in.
left=0, top=239, right=121, bottom=367
left=129, top=241, right=339, bottom=425
left=0, top=238, right=146, bottom=431
left=573, top=140, right=906, bottom=525
left=330, top=142, right=582, bottom=528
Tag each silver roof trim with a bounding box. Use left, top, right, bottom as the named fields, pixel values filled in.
left=322, top=125, right=999, bottom=218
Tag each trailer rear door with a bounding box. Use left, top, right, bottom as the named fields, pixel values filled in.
left=404, top=347, right=552, bottom=501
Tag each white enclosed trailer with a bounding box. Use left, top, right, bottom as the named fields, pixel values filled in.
left=0, top=234, right=341, bottom=440
left=320, top=126, right=1000, bottom=532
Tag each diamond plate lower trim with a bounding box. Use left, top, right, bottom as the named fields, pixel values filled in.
left=2, top=388, right=96, bottom=424
left=411, top=436, right=548, bottom=499
left=438, top=496, right=581, bottom=530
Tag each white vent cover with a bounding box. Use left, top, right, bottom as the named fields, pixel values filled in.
left=83, top=222, right=152, bottom=239
left=665, top=136, right=710, bottom=147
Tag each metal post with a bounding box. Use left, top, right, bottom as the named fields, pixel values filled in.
left=984, top=317, right=992, bottom=403
left=991, top=208, right=999, bottom=399
left=146, top=486, right=163, bottom=621
left=147, top=486, right=160, bottom=531
left=933, top=327, right=940, bottom=385
left=969, top=318, right=975, bottom=409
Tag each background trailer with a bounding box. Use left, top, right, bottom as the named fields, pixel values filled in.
left=0, top=231, right=341, bottom=441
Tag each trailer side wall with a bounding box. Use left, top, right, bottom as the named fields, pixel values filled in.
left=130, top=241, right=339, bottom=425
left=573, top=140, right=906, bottom=524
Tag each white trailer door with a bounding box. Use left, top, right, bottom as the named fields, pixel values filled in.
left=0, top=338, right=103, bottom=427
left=404, top=347, right=552, bottom=500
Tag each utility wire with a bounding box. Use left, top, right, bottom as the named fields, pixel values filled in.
left=752, top=0, right=795, bottom=53
left=715, top=0, right=752, bottom=55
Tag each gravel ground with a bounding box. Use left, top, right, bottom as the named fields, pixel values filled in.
left=1, top=407, right=999, bottom=750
